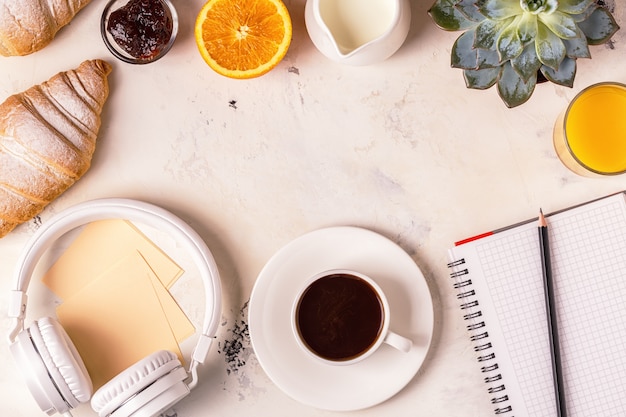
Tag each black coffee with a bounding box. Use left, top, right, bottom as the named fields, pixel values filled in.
left=295, top=273, right=384, bottom=361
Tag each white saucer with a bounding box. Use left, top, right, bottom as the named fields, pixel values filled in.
left=248, top=226, right=434, bottom=411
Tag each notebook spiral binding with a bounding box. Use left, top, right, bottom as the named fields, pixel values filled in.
left=448, top=258, right=514, bottom=416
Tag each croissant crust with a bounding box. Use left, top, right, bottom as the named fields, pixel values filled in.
left=0, top=59, right=112, bottom=238
left=0, top=0, right=92, bottom=56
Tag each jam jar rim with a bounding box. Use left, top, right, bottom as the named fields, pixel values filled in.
left=100, top=0, right=179, bottom=65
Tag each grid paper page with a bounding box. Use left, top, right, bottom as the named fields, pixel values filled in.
left=549, top=199, right=626, bottom=416
left=477, top=228, right=556, bottom=417
left=450, top=192, right=626, bottom=417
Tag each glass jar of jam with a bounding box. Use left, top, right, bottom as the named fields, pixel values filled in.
left=101, top=0, right=178, bottom=64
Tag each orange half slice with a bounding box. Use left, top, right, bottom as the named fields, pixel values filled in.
left=195, top=0, right=292, bottom=79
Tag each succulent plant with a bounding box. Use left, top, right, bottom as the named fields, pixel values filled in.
left=428, top=0, right=620, bottom=107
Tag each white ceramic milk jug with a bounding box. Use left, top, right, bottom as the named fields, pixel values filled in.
left=304, top=0, right=411, bottom=66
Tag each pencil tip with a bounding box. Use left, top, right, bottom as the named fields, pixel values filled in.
left=539, top=208, right=547, bottom=226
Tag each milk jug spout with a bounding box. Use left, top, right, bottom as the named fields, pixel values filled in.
left=305, top=0, right=411, bottom=65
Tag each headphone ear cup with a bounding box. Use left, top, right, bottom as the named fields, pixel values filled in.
left=31, top=317, right=93, bottom=406
left=91, top=350, right=189, bottom=417
left=10, top=317, right=92, bottom=414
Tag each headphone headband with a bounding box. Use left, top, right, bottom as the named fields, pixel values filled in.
left=7, top=198, right=222, bottom=385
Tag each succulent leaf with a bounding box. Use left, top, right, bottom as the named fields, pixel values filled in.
left=539, top=11, right=578, bottom=39
left=564, top=27, right=591, bottom=58
left=452, top=30, right=479, bottom=69
left=540, top=57, right=576, bottom=87
left=557, top=0, right=594, bottom=15
left=476, top=0, right=522, bottom=20
left=455, top=0, right=486, bottom=22
left=578, top=7, right=620, bottom=45
left=543, top=0, right=558, bottom=14
left=477, top=48, right=500, bottom=68
left=475, top=17, right=513, bottom=49
left=535, top=21, right=566, bottom=70
left=429, top=0, right=476, bottom=30
left=464, top=67, right=500, bottom=89
left=511, top=43, right=542, bottom=82
left=497, top=61, right=537, bottom=108
left=570, top=3, right=597, bottom=22
left=497, top=17, right=525, bottom=62
left=517, top=11, right=538, bottom=42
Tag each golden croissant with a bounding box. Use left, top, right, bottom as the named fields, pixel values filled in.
left=0, top=59, right=111, bottom=238
left=0, top=0, right=92, bottom=56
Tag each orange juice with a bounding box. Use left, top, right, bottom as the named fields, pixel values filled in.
left=554, top=83, right=626, bottom=176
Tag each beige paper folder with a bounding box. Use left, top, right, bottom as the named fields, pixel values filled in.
left=42, top=219, right=194, bottom=343
left=43, top=219, right=183, bottom=297
left=57, top=253, right=186, bottom=390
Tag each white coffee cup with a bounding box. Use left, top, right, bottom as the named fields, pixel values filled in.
left=292, top=269, right=412, bottom=365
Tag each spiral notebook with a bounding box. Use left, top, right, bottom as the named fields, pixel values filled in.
left=448, top=191, right=626, bottom=417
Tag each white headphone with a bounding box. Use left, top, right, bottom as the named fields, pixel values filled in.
left=6, top=198, right=222, bottom=417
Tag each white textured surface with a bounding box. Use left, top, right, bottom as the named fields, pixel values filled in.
left=0, top=1, right=625, bottom=416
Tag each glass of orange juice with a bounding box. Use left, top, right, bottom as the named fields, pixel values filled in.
left=553, top=82, right=626, bottom=176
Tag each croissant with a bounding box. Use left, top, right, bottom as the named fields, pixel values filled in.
left=0, top=0, right=92, bottom=56
left=0, top=59, right=111, bottom=238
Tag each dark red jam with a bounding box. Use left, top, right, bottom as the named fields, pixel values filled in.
left=107, top=0, right=173, bottom=60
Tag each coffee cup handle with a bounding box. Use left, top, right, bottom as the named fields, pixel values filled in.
left=383, top=330, right=413, bottom=353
